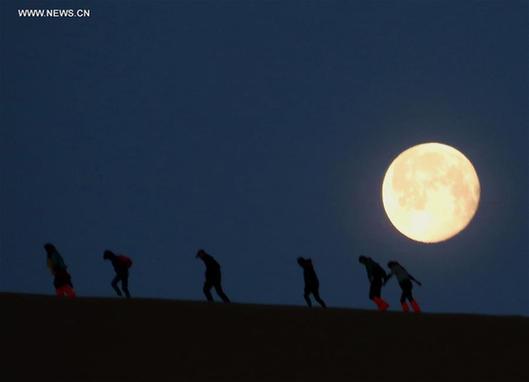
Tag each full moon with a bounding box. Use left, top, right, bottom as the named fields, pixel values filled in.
left=382, top=142, right=480, bottom=243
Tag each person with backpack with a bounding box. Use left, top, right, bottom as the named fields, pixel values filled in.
left=196, top=249, right=231, bottom=303
left=297, top=257, right=327, bottom=308
left=385, top=261, right=422, bottom=313
left=103, top=250, right=133, bottom=299
left=358, top=255, right=389, bottom=311
left=44, top=243, right=76, bottom=298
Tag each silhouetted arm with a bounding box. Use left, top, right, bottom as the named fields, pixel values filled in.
left=384, top=272, right=393, bottom=285
left=409, top=274, right=422, bottom=286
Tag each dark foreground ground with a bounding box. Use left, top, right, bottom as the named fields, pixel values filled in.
left=1, top=293, right=528, bottom=381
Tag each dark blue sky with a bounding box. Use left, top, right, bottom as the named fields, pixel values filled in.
left=1, top=1, right=527, bottom=315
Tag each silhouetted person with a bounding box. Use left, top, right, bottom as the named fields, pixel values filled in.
left=297, top=257, right=327, bottom=308
left=196, top=249, right=231, bottom=303
left=104, top=250, right=133, bottom=299
left=385, top=261, right=422, bottom=313
left=358, top=255, right=389, bottom=311
left=44, top=243, right=76, bottom=298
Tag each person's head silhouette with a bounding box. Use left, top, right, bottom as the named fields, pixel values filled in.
left=43, top=243, right=56, bottom=256
left=103, top=250, right=116, bottom=260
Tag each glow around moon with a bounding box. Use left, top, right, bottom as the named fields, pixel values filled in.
left=382, top=142, right=480, bottom=243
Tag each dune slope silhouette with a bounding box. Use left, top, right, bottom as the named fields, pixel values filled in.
left=1, top=293, right=527, bottom=381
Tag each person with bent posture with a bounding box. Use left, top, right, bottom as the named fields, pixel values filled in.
left=358, top=255, right=389, bottom=311
left=196, top=249, right=231, bottom=303
left=385, top=260, right=422, bottom=313
left=297, top=257, right=327, bottom=308
left=104, top=250, right=133, bottom=299
left=44, top=243, right=76, bottom=298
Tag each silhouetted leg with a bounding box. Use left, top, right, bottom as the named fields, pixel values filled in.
left=369, top=283, right=378, bottom=309
left=373, top=297, right=389, bottom=311
left=121, top=273, right=131, bottom=299
left=54, top=273, right=69, bottom=297
left=370, top=279, right=389, bottom=311
left=304, top=286, right=313, bottom=307
left=369, top=280, right=381, bottom=300
left=64, top=285, right=76, bottom=298
left=399, top=280, right=420, bottom=312
left=203, top=281, right=214, bottom=302
left=400, top=280, right=413, bottom=303
left=400, top=281, right=419, bottom=312
left=214, top=283, right=231, bottom=303
left=370, top=280, right=384, bottom=308
left=111, top=275, right=123, bottom=297
left=312, top=289, right=327, bottom=308
left=410, top=300, right=421, bottom=313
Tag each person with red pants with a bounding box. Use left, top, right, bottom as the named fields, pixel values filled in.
left=44, top=243, right=76, bottom=298
left=104, top=250, right=133, bottom=299
left=385, top=261, right=422, bottom=313
left=358, top=255, right=389, bottom=311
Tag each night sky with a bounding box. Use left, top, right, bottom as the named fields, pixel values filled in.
left=1, top=1, right=527, bottom=316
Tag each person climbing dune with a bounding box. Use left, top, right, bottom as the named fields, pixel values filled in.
left=196, top=249, right=231, bottom=303
left=385, top=260, right=422, bottom=313
left=358, top=255, right=389, bottom=311
left=104, top=250, right=133, bottom=299
left=297, top=257, right=327, bottom=308
left=44, top=243, right=76, bottom=298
